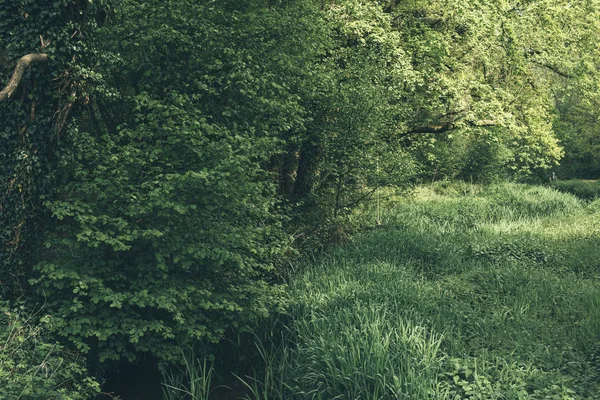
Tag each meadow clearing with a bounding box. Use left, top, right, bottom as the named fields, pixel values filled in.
left=232, top=183, right=600, bottom=399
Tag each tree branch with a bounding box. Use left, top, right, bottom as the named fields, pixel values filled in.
left=406, top=123, right=458, bottom=135
left=401, top=120, right=498, bottom=137
left=0, top=53, right=48, bottom=102
left=525, top=49, right=574, bottom=79
left=530, top=59, right=574, bottom=79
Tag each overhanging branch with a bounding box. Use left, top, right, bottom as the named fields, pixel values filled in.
left=407, top=123, right=458, bottom=135
left=0, top=53, right=48, bottom=102
left=530, top=59, right=574, bottom=79
left=401, top=119, right=498, bottom=137
left=525, top=49, right=574, bottom=79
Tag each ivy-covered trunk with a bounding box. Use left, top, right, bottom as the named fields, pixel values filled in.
left=0, top=0, right=107, bottom=298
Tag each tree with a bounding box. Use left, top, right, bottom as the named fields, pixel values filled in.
left=5, top=0, right=600, bottom=370
left=0, top=0, right=111, bottom=297
left=282, top=0, right=419, bottom=224
left=385, top=0, right=595, bottom=181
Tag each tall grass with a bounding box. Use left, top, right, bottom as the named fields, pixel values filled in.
left=161, top=348, right=215, bottom=400
left=550, top=179, right=600, bottom=200
left=176, top=182, right=600, bottom=399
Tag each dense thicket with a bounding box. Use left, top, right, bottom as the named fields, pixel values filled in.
left=28, top=0, right=312, bottom=362
left=2, top=0, right=600, bottom=378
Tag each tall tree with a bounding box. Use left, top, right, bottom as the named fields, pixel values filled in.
left=286, top=0, right=419, bottom=222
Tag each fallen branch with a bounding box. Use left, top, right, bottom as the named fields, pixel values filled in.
left=0, top=53, right=48, bottom=102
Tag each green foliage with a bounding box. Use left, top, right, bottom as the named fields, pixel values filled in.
left=0, top=301, right=99, bottom=400
left=410, top=182, right=581, bottom=226
left=33, top=113, right=289, bottom=361
left=31, top=0, right=304, bottom=362
left=3, top=0, right=600, bottom=385
left=441, top=356, right=577, bottom=400
left=288, top=0, right=420, bottom=220
left=0, top=0, right=111, bottom=294
left=551, top=8, right=600, bottom=179
left=234, top=329, right=289, bottom=400
left=550, top=179, right=600, bottom=200
left=391, top=0, right=600, bottom=181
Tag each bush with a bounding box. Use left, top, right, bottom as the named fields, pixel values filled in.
left=30, top=0, right=296, bottom=364
left=0, top=302, right=99, bottom=400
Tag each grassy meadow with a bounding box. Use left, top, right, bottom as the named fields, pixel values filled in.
left=233, top=183, right=600, bottom=400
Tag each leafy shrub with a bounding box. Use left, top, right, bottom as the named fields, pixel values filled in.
left=460, top=130, right=513, bottom=183
left=0, top=302, right=99, bottom=400
left=441, top=356, right=578, bottom=400
left=33, top=109, right=289, bottom=362
left=31, top=0, right=296, bottom=363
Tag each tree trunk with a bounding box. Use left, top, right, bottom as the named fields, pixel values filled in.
left=279, top=146, right=299, bottom=200
left=293, top=140, right=320, bottom=202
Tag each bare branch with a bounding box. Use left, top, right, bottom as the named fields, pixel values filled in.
left=0, top=53, right=48, bottom=102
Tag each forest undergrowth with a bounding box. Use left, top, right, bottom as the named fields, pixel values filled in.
left=218, top=183, right=600, bottom=400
